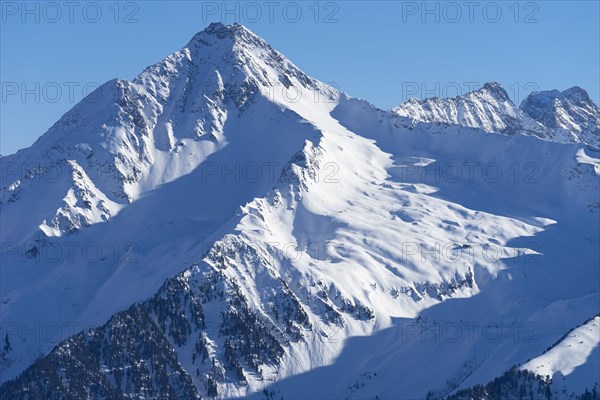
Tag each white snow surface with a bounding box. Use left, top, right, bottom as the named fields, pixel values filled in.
left=522, top=316, right=600, bottom=394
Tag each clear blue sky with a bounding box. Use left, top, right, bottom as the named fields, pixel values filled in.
left=1, top=1, right=599, bottom=155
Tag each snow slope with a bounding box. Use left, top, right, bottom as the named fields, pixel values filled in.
left=1, top=23, right=599, bottom=399
left=522, top=316, right=600, bottom=395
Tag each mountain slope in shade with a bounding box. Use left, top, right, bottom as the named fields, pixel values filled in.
left=445, top=315, right=599, bottom=400
left=1, top=23, right=599, bottom=399
left=520, top=87, right=600, bottom=148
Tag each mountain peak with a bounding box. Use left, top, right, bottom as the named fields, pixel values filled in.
left=479, top=82, right=510, bottom=101
left=391, top=81, right=536, bottom=136
left=203, top=22, right=252, bottom=38
left=521, top=86, right=592, bottom=108
left=561, top=86, right=592, bottom=104
left=520, top=86, right=599, bottom=146
left=185, top=22, right=267, bottom=52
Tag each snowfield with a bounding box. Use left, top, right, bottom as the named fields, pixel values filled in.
left=522, top=316, right=600, bottom=395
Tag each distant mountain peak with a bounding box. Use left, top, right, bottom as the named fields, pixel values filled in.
left=560, top=86, right=592, bottom=104
left=480, top=81, right=511, bottom=101
left=392, top=82, right=598, bottom=147
left=391, top=82, right=545, bottom=137
left=520, top=86, right=599, bottom=147
left=403, top=82, right=511, bottom=104
left=522, top=86, right=592, bottom=107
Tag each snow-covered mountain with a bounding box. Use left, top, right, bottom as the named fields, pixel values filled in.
left=0, top=22, right=334, bottom=247
left=520, top=87, right=600, bottom=148
left=392, top=82, right=547, bottom=138
left=1, top=23, right=599, bottom=399
left=392, top=83, right=600, bottom=148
